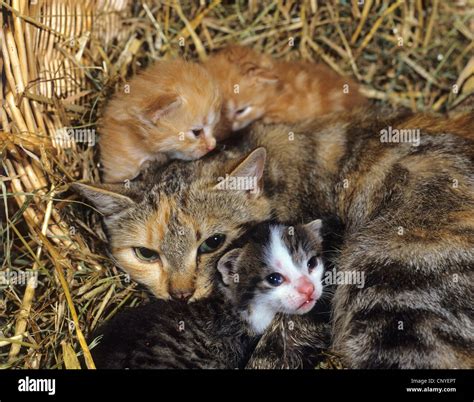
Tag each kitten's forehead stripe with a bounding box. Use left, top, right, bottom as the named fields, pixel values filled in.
left=265, top=226, right=304, bottom=280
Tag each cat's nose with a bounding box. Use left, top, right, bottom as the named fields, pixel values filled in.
left=206, top=138, right=216, bottom=151
left=170, top=290, right=193, bottom=301
left=296, top=277, right=315, bottom=298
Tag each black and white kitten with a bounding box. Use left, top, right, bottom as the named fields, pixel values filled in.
left=91, top=220, right=324, bottom=369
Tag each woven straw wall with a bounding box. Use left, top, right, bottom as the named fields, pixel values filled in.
left=1, top=0, right=132, bottom=369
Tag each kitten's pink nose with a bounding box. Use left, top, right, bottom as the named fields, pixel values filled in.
left=206, top=138, right=216, bottom=151
left=296, top=277, right=315, bottom=298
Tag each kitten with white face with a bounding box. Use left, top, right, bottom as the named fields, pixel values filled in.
left=219, top=220, right=325, bottom=334
left=100, top=59, right=222, bottom=183
left=91, top=220, right=324, bottom=369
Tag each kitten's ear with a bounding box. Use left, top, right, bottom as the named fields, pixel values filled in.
left=71, top=183, right=135, bottom=216
left=214, top=147, right=266, bottom=198
left=242, top=62, right=278, bottom=84
left=254, top=70, right=279, bottom=84
left=142, top=93, right=181, bottom=124
left=217, top=248, right=242, bottom=286
left=220, top=45, right=250, bottom=63
left=304, top=219, right=323, bottom=237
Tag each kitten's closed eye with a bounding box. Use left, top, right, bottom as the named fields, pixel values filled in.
left=236, top=106, right=252, bottom=117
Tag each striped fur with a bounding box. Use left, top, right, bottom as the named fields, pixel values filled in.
left=92, top=297, right=255, bottom=369
left=246, top=110, right=474, bottom=368
left=91, top=222, right=324, bottom=369
left=75, top=109, right=474, bottom=368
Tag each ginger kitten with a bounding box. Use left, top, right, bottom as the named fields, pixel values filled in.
left=204, top=46, right=278, bottom=135
left=205, top=45, right=366, bottom=131
left=100, top=60, right=222, bottom=183
left=265, top=60, right=367, bottom=124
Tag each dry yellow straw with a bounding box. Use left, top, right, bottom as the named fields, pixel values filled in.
left=8, top=182, right=55, bottom=363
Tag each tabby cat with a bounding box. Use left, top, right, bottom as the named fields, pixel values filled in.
left=91, top=220, right=325, bottom=368
left=74, top=109, right=474, bottom=368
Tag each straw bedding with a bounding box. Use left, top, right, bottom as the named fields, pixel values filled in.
left=0, top=0, right=472, bottom=369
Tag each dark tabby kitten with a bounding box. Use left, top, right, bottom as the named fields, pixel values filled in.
left=91, top=220, right=325, bottom=369
left=75, top=109, right=474, bottom=368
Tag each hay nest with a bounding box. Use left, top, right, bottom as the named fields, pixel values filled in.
left=1, top=0, right=472, bottom=369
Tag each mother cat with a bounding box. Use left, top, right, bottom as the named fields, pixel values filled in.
left=74, top=109, right=474, bottom=369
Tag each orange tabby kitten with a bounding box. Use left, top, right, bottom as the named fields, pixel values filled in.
left=205, top=45, right=367, bottom=132
left=100, top=60, right=222, bottom=183
left=204, top=46, right=278, bottom=135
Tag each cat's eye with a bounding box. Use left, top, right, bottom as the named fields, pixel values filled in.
left=307, top=256, right=319, bottom=272
left=191, top=129, right=203, bottom=137
left=198, top=234, right=226, bottom=254
left=134, top=247, right=161, bottom=262
left=266, top=273, right=285, bottom=287
left=236, top=106, right=251, bottom=116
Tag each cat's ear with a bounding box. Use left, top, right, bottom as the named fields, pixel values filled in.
left=214, top=147, right=266, bottom=198
left=242, top=62, right=278, bottom=84
left=141, top=93, right=181, bottom=124
left=71, top=183, right=135, bottom=216
left=304, top=219, right=323, bottom=237
left=254, top=70, right=279, bottom=84
left=217, top=248, right=242, bottom=286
